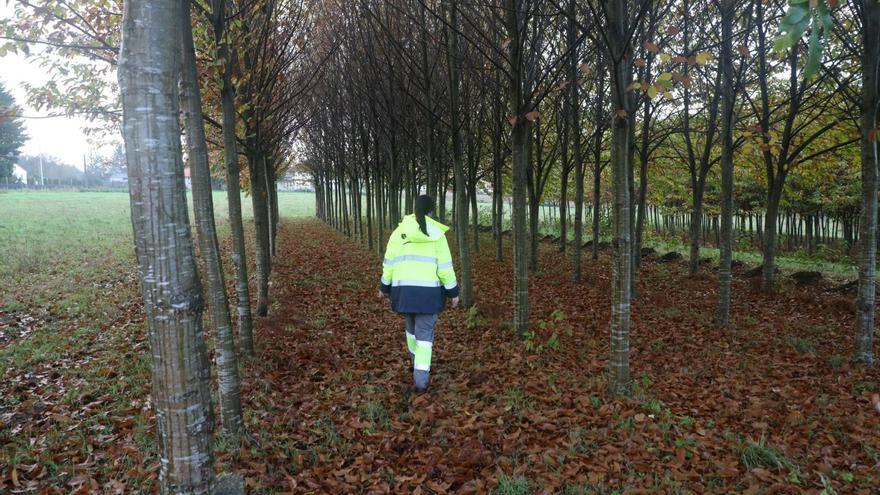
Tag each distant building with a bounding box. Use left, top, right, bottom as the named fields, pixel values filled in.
left=278, top=172, right=314, bottom=192
left=107, top=172, right=128, bottom=188
left=12, top=164, right=27, bottom=184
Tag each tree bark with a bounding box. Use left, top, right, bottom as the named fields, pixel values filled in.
left=213, top=0, right=254, bottom=357
left=444, top=0, right=473, bottom=307
left=715, top=0, right=735, bottom=326
left=180, top=5, right=243, bottom=434
left=119, top=0, right=215, bottom=490
left=606, top=0, right=633, bottom=396
left=761, top=182, right=784, bottom=291
left=568, top=0, right=584, bottom=283
left=506, top=0, right=530, bottom=336
left=856, top=0, right=880, bottom=367
left=249, top=152, right=272, bottom=316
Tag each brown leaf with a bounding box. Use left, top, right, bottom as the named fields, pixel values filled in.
left=717, top=466, right=739, bottom=477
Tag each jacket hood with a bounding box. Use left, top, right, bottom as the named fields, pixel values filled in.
left=398, top=214, right=448, bottom=242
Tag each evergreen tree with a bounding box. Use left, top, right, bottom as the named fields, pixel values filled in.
left=0, top=82, right=27, bottom=179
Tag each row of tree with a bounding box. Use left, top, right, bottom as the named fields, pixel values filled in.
left=116, top=0, right=315, bottom=491
left=301, top=0, right=878, bottom=400
left=4, top=0, right=333, bottom=490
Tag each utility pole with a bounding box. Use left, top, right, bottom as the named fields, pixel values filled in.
left=38, top=152, right=44, bottom=187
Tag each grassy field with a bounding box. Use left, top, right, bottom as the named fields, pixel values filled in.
left=1, top=190, right=315, bottom=314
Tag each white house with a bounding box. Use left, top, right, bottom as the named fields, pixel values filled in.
left=12, top=164, right=27, bottom=184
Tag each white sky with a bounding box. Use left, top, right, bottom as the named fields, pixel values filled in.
left=0, top=4, right=118, bottom=169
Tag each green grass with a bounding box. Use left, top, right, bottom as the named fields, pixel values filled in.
left=0, top=190, right=314, bottom=307
left=472, top=201, right=856, bottom=279
left=493, top=473, right=532, bottom=495
left=740, top=438, right=789, bottom=470
left=645, top=239, right=856, bottom=279
left=788, top=336, right=817, bottom=354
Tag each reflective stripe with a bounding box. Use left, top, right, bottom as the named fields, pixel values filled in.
left=392, top=280, right=441, bottom=288
left=406, top=331, right=416, bottom=354
left=381, top=276, right=391, bottom=285
left=414, top=339, right=433, bottom=369
left=385, top=254, right=438, bottom=265
left=438, top=261, right=453, bottom=270
left=444, top=281, right=458, bottom=290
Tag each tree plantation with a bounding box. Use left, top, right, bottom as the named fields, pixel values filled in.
left=0, top=0, right=879, bottom=493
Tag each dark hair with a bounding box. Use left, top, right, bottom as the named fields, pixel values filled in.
left=415, top=195, right=435, bottom=236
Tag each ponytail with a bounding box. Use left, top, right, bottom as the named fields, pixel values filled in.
left=414, top=195, right=434, bottom=236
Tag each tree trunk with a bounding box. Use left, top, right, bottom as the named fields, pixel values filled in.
left=119, top=0, right=215, bottom=490
left=493, top=118, right=504, bottom=261
left=689, top=184, right=704, bottom=275
left=470, top=178, right=480, bottom=252
left=714, top=0, right=735, bottom=326
left=568, top=0, right=584, bottom=281
left=559, top=165, right=570, bottom=253
left=856, top=0, right=880, bottom=367
left=511, top=122, right=530, bottom=336
left=761, top=183, right=783, bottom=292
left=213, top=0, right=254, bottom=357
left=444, top=0, right=473, bottom=307
left=266, top=159, right=278, bottom=256
left=180, top=5, right=243, bottom=435
left=527, top=127, right=539, bottom=272
left=506, top=0, right=529, bottom=337
left=606, top=0, right=633, bottom=396
left=634, top=131, right=649, bottom=273
left=249, top=152, right=272, bottom=316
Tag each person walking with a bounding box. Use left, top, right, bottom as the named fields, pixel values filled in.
left=378, top=195, right=459, bottom=393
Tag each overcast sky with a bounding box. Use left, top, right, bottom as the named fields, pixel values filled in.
left=1, top=4, right=118, bottom=169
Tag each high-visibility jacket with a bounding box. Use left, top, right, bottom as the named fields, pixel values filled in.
left=380, top=214, right=459, bottom=314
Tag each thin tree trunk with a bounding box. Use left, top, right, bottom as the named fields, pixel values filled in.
left=180, top=5, right=243, bottom=435
left=444, top=0, right=473, bottom=307
left=715, top=0, right=735, bottom=326
left=569, top=0, right=584, bottom=281
left=506, top=0, right=529, bottom=337
left=606, top=0, right=633, bottom=396
left=762, top=184, right=783, bottom=291
left=470, top=178, right=480, bottom=252
left=119, top=0, right=215, bottom=490
left=213, top=0, right=254, bottom=357
left=689, top=185, right=704, bottom=274
left=249, top=152, right=272, bottom=316
left=856, top=0, right=880, bottom=366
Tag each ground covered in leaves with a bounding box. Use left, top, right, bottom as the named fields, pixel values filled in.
left=2, top=215, right=879, bottom=494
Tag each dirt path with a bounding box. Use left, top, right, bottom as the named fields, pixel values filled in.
left=230, top=219, right=879, bottom=494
